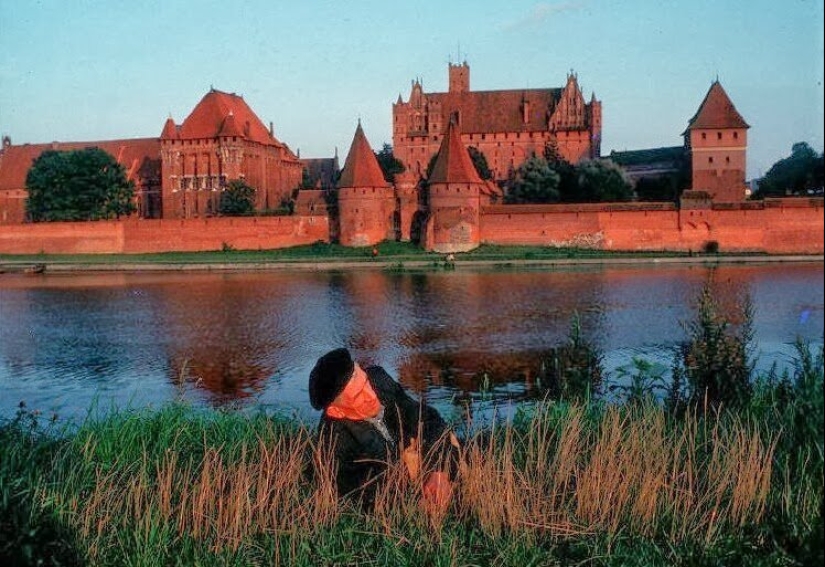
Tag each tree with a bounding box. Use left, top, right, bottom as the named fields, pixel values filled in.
left=504, top=156, right=561, bottom=204
left=543, top=142, right=579, bottom=202
left=467, top=146, right=493, bottom=180
left=575, top=159, right=634, bottom=202
left=219, top=180, right=256, bottom=216
left=25, top=147, right=136, bottom=221
left=375, top=143, right=406, bottom=183
left=753, top=142, right=824, bottom=198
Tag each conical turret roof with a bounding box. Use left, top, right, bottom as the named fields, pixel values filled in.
left=428, top=119, right=482, bottom=184
left=160, top=117, right=178, bottom=139
left=685, top=81, right=749, bottom=131
left=337, top=122, right=390, bottom=188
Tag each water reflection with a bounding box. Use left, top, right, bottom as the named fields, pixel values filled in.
left=0, top=263, right=822, bottom=421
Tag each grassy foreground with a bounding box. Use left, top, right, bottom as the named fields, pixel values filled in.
left=2, top=358, right=822, bottom=567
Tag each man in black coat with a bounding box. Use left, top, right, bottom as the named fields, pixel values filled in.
left=309, top=348, right=459, bottom=508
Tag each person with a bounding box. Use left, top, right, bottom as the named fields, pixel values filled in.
left=308, top=347, right=459, bottom=510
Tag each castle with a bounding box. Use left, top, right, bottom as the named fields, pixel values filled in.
left=392, top=63, right=602, bottom=180
left=0, top=64, right=821, bottom=256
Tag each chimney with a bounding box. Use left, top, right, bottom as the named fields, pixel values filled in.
left=269, top=121, right=274, bottom=137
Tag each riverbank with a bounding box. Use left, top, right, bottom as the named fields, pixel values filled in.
left=2, top=366, right=822, bottom=566
left=1, top=242, right=822, bottom=273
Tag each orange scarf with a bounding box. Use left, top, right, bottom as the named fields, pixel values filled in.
left=325, top=364, right=382, bottom=420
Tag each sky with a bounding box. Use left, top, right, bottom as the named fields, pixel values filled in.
left=1, top=0, right=823, bottom=180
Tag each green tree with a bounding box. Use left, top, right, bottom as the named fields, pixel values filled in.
left=753, top=142, right=824, bottom=198
left=219, top=180, right=256, bottom=216
left=504, top=156, right=561, bottom=204
left=25, top=147, right=136, bottom=221
left=374, top=143, right=406, bottom=183
left=543, top=143, right=579, bottom=202
left=575, top=159, right=634, bottom=202
left=467, top=146, right=493, bottom=180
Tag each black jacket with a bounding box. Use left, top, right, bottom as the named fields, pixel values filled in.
left=317, top=365, right=458, bottom=500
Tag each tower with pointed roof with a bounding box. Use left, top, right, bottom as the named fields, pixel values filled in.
left=683, top=81, right=750, bottom=202
left=336, top=122, right=395, bottom=247
left=393, top=63, right=601, bottom=180
left=159, top=89, right=302, bottom=219
left=422, top=119, right=485, bottom=253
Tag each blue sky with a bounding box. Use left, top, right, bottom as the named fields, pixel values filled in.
left=1, top=0, right=822, bottom=179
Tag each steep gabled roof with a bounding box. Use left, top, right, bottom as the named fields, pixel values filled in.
left=424, top=88, right=564, bottom=133
left=0, top=138, right=161, bottom=191
left=300, top=156, right=340, bottom=190
left=178, top=89, right=280, bottom=146
left=685, top=81, right=749, bottom=131
left=217, top=112, right=244, bottom=138
left=337, top=123, right=390, bottom=188
left=609, top=146, right=686, bottom=167
left=428, top=119, right=482, bottom=184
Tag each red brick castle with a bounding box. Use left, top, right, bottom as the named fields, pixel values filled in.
left=392, top=62, right=602, bottom=180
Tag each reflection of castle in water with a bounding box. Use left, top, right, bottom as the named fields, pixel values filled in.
left=145, top=273, right=316, bottom=404
left=324, top=268, right=607, bottom=405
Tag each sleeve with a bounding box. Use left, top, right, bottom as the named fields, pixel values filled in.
left=368, top=366, right=461, bottom=480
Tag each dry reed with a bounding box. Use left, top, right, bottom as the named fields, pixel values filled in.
left=44, top=401, right=783, bottom=560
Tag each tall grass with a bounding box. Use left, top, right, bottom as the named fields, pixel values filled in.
left=2, top=386, right=820, bottom=566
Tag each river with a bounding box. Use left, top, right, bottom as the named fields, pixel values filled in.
left=0, top=261, right=822, bottom=425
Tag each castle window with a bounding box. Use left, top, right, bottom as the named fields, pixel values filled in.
left=726, top=156, right=730, bottom=164
left=733, top=132, right=739, bottom=139
left=717, top=132, right=722, bottom=140
left=702, top=133, right=707, bottom=140
left=481, top=134, right=486, bottom=141
left=708, top=157, right=714, bottom=164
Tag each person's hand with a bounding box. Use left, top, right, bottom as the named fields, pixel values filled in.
left=401, top=436, right=420, bottom=481
left=422, top=470, right=452, bottom=513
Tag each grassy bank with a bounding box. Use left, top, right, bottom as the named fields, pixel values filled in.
left=0, top=241, right=770, bottom=269
left=2, top=353, right=822, bottom=566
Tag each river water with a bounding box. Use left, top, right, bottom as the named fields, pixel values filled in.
left=0, top=262, right=822, bottom=425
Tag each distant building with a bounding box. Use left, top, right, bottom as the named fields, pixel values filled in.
left=0, top=135, right=160, bottom=224
left=683, top=81, right=750, bottom=202
left=299, top=154, right=340, bottom=190
left=611, top=80, right=749, bottom=203
left=159, top=89, right=302, bottom=218
left=0, top=89, right=305, bottom=224
left=392, top=62, right=602, bottom=181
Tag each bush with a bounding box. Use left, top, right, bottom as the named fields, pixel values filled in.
left=675, top=281, right=754, bottom=409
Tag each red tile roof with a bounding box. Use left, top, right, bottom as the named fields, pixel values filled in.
left=426, top=88, right=563, bottom=133
left=177, top=89, right=282, bottom=146
left=337, top=123, right=390, bottom=188
left=0, top=138, right=161, bottom=191
left=685, top=81, right=749, bottom=131
left=428, top=120, right=482, bottom=184
left=160, top=117, right=178, bottom=139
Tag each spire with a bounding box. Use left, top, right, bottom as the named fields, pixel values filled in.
left=685, top=81, right=749, bottom=131
left=428, top=118, right=482, bottom=184
left=160, top=116, right=178, bottom=139
left=337, top=122, right=390, bottom=188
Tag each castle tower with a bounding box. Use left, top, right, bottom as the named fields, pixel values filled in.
left=683, top=81, right=749, bottom=202
left=448, top=61, right=470, bottom=93
left=337, top=122, right=395, bottom=247
left=423, top=118, right=484, bottom=253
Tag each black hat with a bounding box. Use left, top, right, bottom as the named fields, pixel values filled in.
left=309, top=348, right=355, bottom=410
